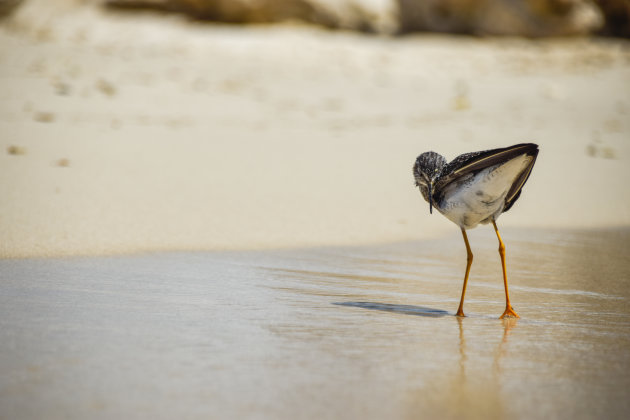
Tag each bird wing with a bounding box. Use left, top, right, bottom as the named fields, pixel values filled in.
left=502, top=146, right=538, bottom=212
left=434, top=143, right=539, bottom=212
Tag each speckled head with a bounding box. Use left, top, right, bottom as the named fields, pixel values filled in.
left=413, top=151, right=447, bottom=214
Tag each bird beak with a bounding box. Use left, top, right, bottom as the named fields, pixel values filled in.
left=428, top=182, right=433, bottom=214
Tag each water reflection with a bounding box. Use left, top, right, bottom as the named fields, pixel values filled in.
left=416, top=317, right=518, bottom=419
left=494, top=318, right=517, bottom=375
left=333, top=299, right=519, bottom=418
left=456, top=316, right=518, bottom=375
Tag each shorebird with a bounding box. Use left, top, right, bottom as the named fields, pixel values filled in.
left=413, top=143, right=539, bottom=319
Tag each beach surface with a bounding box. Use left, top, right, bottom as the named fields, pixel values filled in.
left=1, top=0, right=629, bottom=258
left=1, top=2, right=630, bottom=419
left=2, top=228, right=629, bottom=419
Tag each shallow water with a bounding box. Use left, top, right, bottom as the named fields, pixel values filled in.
left=1, top=228, right=629, bottom=419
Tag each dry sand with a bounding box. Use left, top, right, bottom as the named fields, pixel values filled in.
left=1, top=0, right=630, bottom=258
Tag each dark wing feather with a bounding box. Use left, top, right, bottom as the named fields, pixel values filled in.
left=434, top=143, right=539, bottom=211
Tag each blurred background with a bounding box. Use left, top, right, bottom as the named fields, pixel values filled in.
left=82, top=0, right=627, bottom=37
left=1, top=0, right=629, bottom=257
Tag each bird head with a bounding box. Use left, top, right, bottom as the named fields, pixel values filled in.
left=413, top=151, right=446, bottom=214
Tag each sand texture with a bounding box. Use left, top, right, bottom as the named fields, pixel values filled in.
left=2, top=3, right=630, bottom=418
left=1, top=0, right=630, bottom=257
left=1, top=228, right=629, bottom=419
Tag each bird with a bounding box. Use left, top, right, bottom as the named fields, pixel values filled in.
left=413, top=143, right=539, bottom=319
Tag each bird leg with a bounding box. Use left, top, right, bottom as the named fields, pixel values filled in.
left=492, top=220, right=519, bottom=319
left=456, top=228, right=473, bottom=317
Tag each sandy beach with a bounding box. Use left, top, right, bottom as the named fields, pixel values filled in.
left=1, top=0, right=629, bottom=258
left=2, top=228, right=630, bottom=419
left=1, top=1, right=630, bottom=419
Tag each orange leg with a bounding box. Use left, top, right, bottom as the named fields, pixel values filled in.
left=456, top=228, right=473, bottom=317
left=492, top=220, right=519, bottom=319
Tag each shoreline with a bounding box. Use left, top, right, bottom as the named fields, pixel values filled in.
left=3, top=225, right=629, bottom=259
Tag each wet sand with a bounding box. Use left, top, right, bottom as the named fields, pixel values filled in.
left=2, top=228, right=629, bottom=419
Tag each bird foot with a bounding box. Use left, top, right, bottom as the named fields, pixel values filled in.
left=455, top=308, right=465, bottom=317
left=500, top=306, right=519, bottom=319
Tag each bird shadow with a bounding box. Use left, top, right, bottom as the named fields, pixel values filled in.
left=333, top=301, right=450, bottom=318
